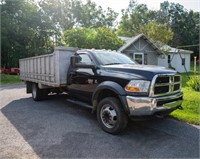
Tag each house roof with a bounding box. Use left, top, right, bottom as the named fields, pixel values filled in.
left=117, top=36, right=131, bottom=42
left=117, top=34, right=163, bottom=54
left=161, top=45, right=194, bottom=54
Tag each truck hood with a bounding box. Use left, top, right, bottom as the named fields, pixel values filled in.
left=101, top=64, right=176, bottom=80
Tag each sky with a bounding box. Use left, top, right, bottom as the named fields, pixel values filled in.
left=89, top=0, right=200, bottom=16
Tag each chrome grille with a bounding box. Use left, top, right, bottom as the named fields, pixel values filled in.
left=150, top=75, right=181, bottom=97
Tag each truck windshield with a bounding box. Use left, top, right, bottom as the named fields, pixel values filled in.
left=93, top=51, right=136, bottom=65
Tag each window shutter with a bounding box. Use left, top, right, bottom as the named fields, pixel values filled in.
left=144, top=54, right=147, bottom=65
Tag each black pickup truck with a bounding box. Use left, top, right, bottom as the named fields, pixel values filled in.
left=68, top=49, right=183, bottom=133
left=20, top=48, right=183, bottom=134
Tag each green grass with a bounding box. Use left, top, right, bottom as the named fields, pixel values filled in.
left=170, top=65, right=200, bottom=125
left=171, top=87, right=200, bottom=125
left=0, top=73, right=22, bottom=84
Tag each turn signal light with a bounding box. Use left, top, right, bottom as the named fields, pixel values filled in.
left=125, top=86, right=140, bottom=92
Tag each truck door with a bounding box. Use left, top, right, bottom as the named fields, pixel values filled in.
left=68, top=53, right=97, bottom=104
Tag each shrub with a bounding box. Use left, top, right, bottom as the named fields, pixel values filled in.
left=187, top=76, right=200, bottom=91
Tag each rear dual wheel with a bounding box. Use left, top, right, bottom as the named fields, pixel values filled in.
left=97, top=97, right=128, bottom=134
left=32, top=83, right=48, bottom=101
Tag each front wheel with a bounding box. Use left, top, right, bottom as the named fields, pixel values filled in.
left=97, top=97, right=128, bottom=134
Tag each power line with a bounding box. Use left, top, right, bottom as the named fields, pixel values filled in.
left=176, top=44, right=199, bottom=49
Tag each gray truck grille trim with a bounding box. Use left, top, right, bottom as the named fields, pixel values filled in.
left=149, top=74, right=181, bottom=97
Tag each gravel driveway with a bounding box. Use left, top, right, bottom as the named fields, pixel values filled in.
left=0, top=83, right=199, bottom=159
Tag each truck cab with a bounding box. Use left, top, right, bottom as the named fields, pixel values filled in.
left=68, top=49, right=183, bottom=133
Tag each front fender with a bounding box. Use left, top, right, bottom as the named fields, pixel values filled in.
left=92, top=81, right=129, bottom=114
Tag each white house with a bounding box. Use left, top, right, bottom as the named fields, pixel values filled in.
left=158, top=45, right=193, bottom=73
left=118, top=34, right=193, bottom=73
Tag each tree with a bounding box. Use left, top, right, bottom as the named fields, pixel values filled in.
left=63, top=28, right=93, bottom=48
left=74, top=1, right=118, bottom=28
left=157, top=1, right=199, bottom=57
left=139, top=21, right=174, bottom=47
left=117, top=0, right=174, bottom=47
left=38, top=0, right=118, bottom=30
left=95, top=28, right=125, bottom=50
left=38, top=0, right=76, bottom=30
left=63, top=27, right=125, bottom=50
left=1, top=0, right=56, bottom=68
left=117, top=0, right=153, bottom=36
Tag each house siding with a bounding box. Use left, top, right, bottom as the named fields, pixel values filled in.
left=158, top=53, right=191, bottom=73
left=121, top=38, right=158, bottom=65
left=171, top=53, right=190, bottom=73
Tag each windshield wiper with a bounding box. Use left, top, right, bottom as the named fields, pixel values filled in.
left=104, top=63, right=122, bottom=65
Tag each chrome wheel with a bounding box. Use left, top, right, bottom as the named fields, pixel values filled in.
left=97, top=97, right=128, bottom=134
left=100, top=104, right=117, bottom=129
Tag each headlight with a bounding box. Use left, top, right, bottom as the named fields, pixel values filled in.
left=125, top=80, right=150, bottom=93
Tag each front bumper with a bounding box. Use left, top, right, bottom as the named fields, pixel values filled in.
left=126, top=92, right=183, bottom=116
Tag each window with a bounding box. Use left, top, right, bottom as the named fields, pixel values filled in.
left=134, top=53, right=144, bottom=64
left=182, top=58, right=185, bottom=65
left=79, top=54, right=93, bottom=65
left=168, top=55, right=171, bottom=63
left=144, top=54, right=147, bottom=65
left=93, top=51, right=135, bottom=65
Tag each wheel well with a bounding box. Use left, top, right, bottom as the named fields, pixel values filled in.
left=26, top=81, right=33, bottom=93
left=97, top=89, right=118, bottom=104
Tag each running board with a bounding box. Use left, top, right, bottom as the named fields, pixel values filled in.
left=66, top=99, right=92, bottom=109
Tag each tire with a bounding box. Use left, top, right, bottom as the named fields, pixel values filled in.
left=97, top=97, right=128, bottom=134
left=32, top=83, right=42, bottom=101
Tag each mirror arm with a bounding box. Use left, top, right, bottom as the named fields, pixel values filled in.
left=75, top=63, right=96, bottom=69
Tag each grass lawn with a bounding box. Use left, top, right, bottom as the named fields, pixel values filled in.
left=0, top=73, right=22, bottom=84
left=170, top=65, right=200, bottom=125
left=171, top=87, right=200, bottom=125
